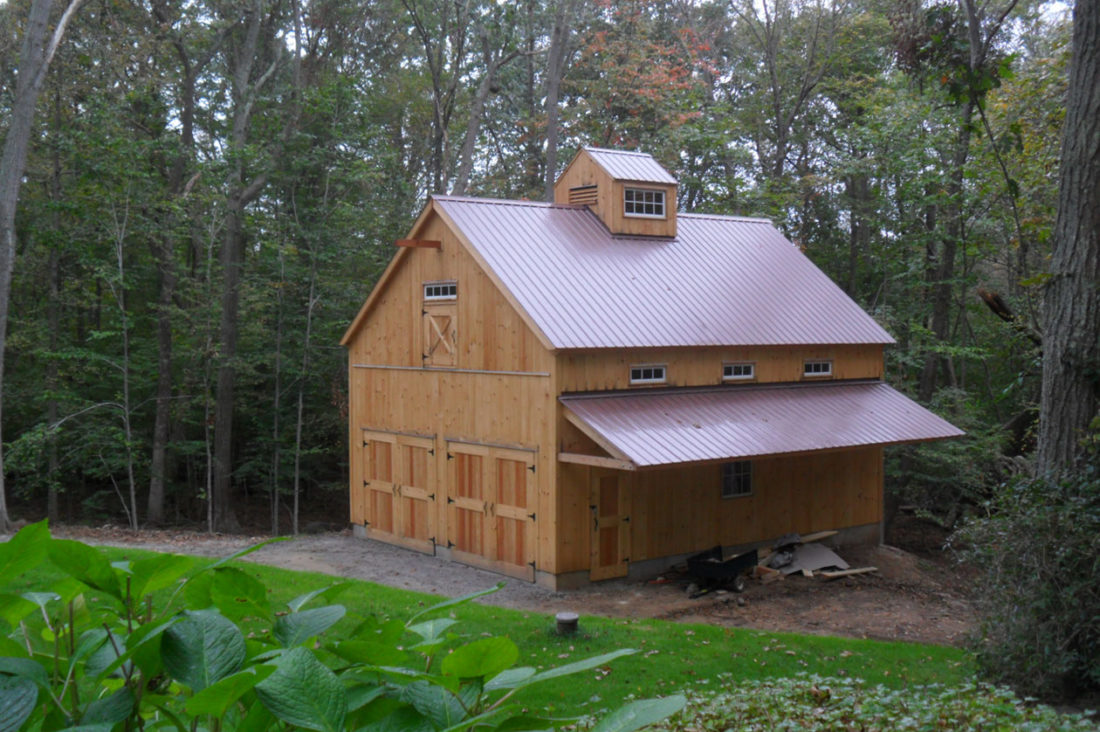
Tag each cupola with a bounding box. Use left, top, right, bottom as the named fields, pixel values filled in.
left=553, top=147, right=677, bottom=238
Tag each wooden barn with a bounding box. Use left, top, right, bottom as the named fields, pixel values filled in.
left=340, top=147, right=963, bottom=589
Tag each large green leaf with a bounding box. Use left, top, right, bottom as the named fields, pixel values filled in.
left=483, top=649, right=637, bottom=694
left=0, top=594, right=37, bottom=628
left=200, top=537, right=291, bottom=573
left=161, top=610, right=245, bottom=692
left=48, top=540, right=121, bottom=600
left=81, top=688, right=135, bottom=726
left=328, top=639, right=405, bottom=666
left=185, top=665, right=276, bottom=717
left=209, top=568, right=271, bottom=621
left=0, top=675, right=37, bottom=732
left=273, top=605, right=346, bottom=647
left=84, top=629, right=130, bottom=679
left=441, top=636, right=518, bottom=680
left=287, top=582, right=351, bottom=613
left=0, top=657, right=48, bottom=688
left=129, top=554, right=194, bottom=599
left=405, top=583, right=503, bottom=625
left=588, top=695, right=687, bottom=732
left=255, top=647, right=347, bottom=732
left=406, top=618, right=457, bottom=650
left=399, top=680, right=470, bottom=729
left=0, top=520, right=49, bottom=587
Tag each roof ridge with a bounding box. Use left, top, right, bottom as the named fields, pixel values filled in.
left=680, top=211, right=773, bottom=224
left=582, top=145, right=653, bottom=157
left=432, top=194, right=554, bottom=208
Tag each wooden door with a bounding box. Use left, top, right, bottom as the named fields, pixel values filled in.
left=589, top=470, right=630, bottom=580
left=393, top=436, right=437, bottom=553
left=423, top=303, right=457, bottom=366
left=447, top=442, right=536, bottom=581
left=361, top=430, right=437, bottom=555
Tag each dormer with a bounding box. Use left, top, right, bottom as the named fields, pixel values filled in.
left=553, top=147, right=677, bottom=238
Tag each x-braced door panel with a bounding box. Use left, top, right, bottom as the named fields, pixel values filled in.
left=423, top=304, right=457, bottom=366
left=362, top=430, right=437, bottom=554
left=446, top=442, right=536, bottom=581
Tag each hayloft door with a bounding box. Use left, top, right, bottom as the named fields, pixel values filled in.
left=446, top=442, right=536, bottom=581
left=423, top=303, right=457, bottom=366
left=361, top=430, right=436, bottom=555
left=589, top=470, right=630, bottom=580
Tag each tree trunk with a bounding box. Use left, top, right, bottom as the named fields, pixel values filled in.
left=1037, top=0, right=1100, bottom=475
left=543, top=0, right=576, bottom=200
left=919, top=100, right=973, bottom=402
left=146, top=236, right=176, bottom=526
left=212, top=196, right=245, bottom=532
left=0, top=0, right=84, bottom=532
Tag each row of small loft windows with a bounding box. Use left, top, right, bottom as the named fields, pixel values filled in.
left=629, top=360, right=833, bottom=385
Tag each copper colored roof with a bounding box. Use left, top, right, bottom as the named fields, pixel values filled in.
left=582, top=147, right=678, bottom=184
left=560, top=381, right=963, bottom=467
left=433, top=197, right=894, bottom=348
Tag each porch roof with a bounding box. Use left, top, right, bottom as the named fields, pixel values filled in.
left=559, top=381, right=964, bottom=469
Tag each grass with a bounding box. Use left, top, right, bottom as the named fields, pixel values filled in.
left=9, top=543, right=975, bottom=715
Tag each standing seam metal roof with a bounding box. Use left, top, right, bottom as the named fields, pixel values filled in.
left=560, top=381, right=964, bottom=467
left=582, top=147, right=679, bottom=184
left=433, top=196, right=894, bottom=349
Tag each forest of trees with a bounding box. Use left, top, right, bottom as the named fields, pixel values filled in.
left=0, top=0, right=1091, bottom=534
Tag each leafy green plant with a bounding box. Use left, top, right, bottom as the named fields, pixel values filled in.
left=953, top=454, right=1100, bottom=700
left=0, top=521, right=684, bottom=731
left=645, top=674, right=1096, bottom=731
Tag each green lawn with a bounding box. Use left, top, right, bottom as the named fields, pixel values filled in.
left=9, top=543, right=974, bottom=715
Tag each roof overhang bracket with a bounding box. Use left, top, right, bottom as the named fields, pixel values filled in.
left=396, top=239, right=442, bottom=249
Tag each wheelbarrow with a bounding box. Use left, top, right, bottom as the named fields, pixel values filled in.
left=686, top=545, right=759, bottom=594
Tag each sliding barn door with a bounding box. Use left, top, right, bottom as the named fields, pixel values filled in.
left=446, top=442, right=536, bottom=581
left=361, top=430, right=437, bottom=554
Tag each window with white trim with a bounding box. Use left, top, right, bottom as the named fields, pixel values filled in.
left=624, top=187, right=666, bottom=218
left=423, top=281, right=457, bottom=301
left=721, top=461, right=752, bottom=498
left=803, top=359, right=832, bottom=377
left=723, top=362, right=755, bottom=381
left=629, top=364, right=666, bottom=385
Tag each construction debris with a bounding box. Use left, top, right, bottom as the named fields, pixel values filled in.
left=779, top=542, right=850, bottom=575
left=820, top=566, right=879, bottom=580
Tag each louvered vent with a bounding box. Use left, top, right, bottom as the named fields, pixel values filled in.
left=569, top=185, right=598, bottom=206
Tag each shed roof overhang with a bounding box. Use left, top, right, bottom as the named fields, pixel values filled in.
left=559, top=381, right=965, bottom=470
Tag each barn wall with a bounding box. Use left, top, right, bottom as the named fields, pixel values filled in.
left=346, top=210, right=560, bottom=573
left=346, top=213, right=551, bottom=373
left=553, top=446, right=884, bottom=576
left=557, top=345, right=884, bottom=393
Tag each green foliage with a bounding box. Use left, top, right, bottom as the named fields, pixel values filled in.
left=645, top=673, right=1095, bottom=731
left=0, top=522, right=684, bottom=731
left=955, top=458, right=1100, bottom=699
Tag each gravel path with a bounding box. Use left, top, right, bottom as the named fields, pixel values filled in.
left=47, top=525, right=975, bottom=646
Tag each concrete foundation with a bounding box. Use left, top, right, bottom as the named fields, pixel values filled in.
left=352, top=520, right=882, bottom=591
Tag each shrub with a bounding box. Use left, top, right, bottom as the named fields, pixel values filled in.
left=646, top=674, right=1096, bottom=731
left=953, top=459, right=1100, bottom=700
left=0, top=521, right=684, bottom=731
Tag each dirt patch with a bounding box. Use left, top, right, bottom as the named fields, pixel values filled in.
left=48, top=523, right=975, bottom=647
